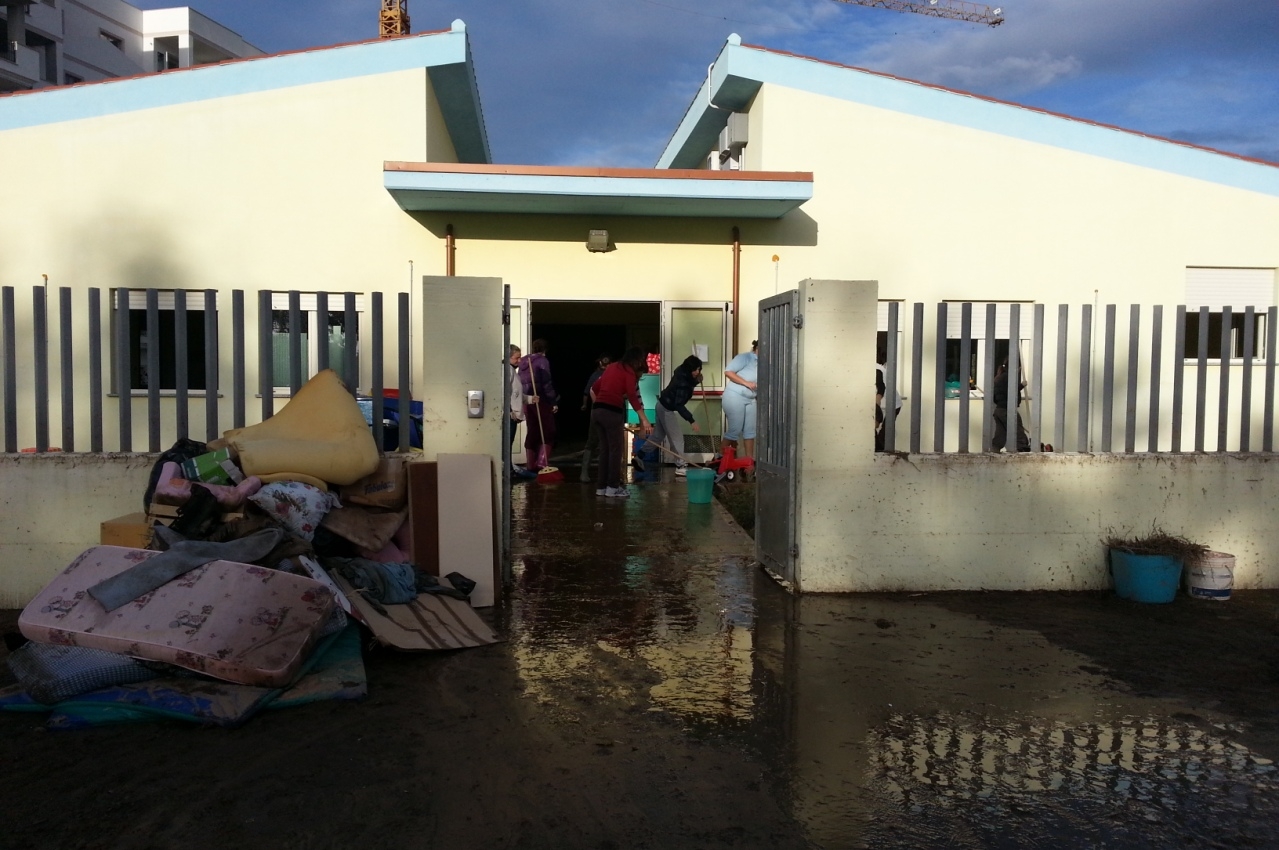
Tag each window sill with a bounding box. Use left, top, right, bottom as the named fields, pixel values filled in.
left=109, top=391, right=223, bottom=398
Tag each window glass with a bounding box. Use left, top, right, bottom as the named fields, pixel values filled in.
left=111, top=290, right=208, bottom=391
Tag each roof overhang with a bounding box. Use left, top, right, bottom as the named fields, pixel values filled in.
left=384, top=162, right=812, bottom=218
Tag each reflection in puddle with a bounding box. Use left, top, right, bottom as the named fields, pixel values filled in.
left=860, top=712, right=1279, bottom=847
left=511, top=554, right=759, bottom=724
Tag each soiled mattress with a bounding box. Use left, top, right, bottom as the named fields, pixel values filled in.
left=19, top=546, right=335, bottom=687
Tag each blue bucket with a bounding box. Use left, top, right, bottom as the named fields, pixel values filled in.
left=1110, top=550, right=1182, bottom=603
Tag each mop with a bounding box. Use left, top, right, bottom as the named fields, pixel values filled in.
left=647, top=440, right=713, bottom=470
left=527, top=360, right=564, bottom=483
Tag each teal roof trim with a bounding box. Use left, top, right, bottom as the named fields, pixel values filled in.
left=660, top=38, right=1279, bottom=197
left=384, top=167, right=811, bottom=218
left=0, top=22, right=490, bottom=162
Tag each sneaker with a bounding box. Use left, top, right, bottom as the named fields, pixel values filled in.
left=606, top=486, right=630, bottom=499
left=596, top=488, right=609, bottom=496
left=674, top=467, right=686, bottom=477
left=632, top=455, right=645, bottom=472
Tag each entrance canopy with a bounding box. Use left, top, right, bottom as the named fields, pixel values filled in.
left=384, top=162, right=812, bottom=218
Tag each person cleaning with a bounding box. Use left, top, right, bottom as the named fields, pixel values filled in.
left=648, top=355, right=702, bottom=477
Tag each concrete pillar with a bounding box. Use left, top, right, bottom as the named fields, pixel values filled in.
left=793, top=278, right=879, bottom=592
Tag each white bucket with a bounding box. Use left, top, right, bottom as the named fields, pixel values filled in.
left=1186, top=551, right=1235, bottom=600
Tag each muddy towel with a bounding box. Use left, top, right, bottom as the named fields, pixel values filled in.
left=87, top=529, right=285, bottom=612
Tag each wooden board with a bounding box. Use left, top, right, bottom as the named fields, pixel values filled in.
left=406, top=460, right=439, bottom=576
left=437, top=453, right=497, bottom=607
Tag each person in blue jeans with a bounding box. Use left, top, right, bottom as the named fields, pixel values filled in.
left=723, top=340, right=758, bottom=464
left=649, top=355, right=702, bottom=476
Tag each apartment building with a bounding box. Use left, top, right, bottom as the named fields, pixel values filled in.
left=0, top=0, right=260, bottom=91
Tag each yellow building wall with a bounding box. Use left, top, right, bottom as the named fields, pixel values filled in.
left=0, top=68, right=450, bottom=450
left=733, top=83, right=1279, bottom=342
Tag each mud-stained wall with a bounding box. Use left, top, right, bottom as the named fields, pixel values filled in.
left=797, top=452, right=1279, bottom=593
left=794, top=280, right=1279, bottom=593
left=0, top=454, right=153, bottom=607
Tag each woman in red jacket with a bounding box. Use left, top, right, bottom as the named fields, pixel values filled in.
left=589, top=347, right=653, bottom=498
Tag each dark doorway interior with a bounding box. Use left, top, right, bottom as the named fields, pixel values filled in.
left=530, top=301, right=660, bottom=446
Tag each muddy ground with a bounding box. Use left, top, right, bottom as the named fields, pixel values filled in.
left=3, top=481, right=1279, bottom=849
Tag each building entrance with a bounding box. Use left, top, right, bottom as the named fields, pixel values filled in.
left=528, top=300, right=661, bottom=447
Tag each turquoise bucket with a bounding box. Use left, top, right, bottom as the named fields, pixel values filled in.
left=686, top=468, right=714, bottom=504
left=1110, top=550, right=1182, bottom=603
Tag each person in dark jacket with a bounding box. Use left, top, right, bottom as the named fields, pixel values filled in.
left=649, top=355, right=702, bottom=477
left=992, top=358, right=1031, bottom=452
left=518, top=339, right=559, bottom=471
left=578, top=353, right=610, bottom=481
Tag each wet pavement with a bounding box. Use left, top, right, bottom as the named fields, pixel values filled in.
left=506, top=472, right=1279, bottom=849
left=4, top=469, right=1279, bottom=849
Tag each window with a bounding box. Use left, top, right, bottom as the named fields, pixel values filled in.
left=1184, top=268, right=1276, bottom=361
left=270, top=292, right=363, bottom=392
left=63, top=72, right=82, bottom=85
left=100, top=31, right=124, bottom=50
left=942, top=301, right=1033, bottom=395
left=110, top=290, right=209, bottom=392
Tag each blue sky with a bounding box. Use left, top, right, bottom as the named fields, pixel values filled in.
left=140, top=0, right=1279, bottom=168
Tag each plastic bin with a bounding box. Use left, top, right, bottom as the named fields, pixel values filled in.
left=686, top=468, right=714, bottom=504
left=1110, top=550, right=1182, bottom=603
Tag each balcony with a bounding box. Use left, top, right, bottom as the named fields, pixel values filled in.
left=0, top=42, right=43, bottom=90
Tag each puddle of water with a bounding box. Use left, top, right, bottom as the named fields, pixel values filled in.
left=853, top=712, right=1279, bottom=848
left=508, top=486, right=1279, bottom=847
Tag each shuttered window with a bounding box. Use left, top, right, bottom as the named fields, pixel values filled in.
left=1184, top=268, right=1276, bottom=360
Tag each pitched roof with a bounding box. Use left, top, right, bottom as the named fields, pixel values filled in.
left=659, top=36, right=1279, bottom=198
left=0, top=21, right=490, bottom=163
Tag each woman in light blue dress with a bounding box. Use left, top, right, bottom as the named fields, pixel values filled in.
left=722, top=340, right=758, bottom=461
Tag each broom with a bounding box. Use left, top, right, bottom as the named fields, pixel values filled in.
left=527, top=357, right=564, bottom=483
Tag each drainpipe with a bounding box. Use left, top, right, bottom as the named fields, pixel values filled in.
left=445, top=224, right=456, bottom=276
left=731, top=226, right=741, bottom=350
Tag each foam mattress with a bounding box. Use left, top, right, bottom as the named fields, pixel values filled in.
left=20, top=546, right=336, bottom=687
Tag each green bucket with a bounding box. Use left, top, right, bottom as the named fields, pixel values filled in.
left=686, top=468, right=714, bottom=504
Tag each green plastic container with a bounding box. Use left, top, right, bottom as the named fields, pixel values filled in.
left=686, top=468, right=714, bottom=504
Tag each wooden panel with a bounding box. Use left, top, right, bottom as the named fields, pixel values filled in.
left=407, top=460, right=439, bottom=576
left=437, top=453, right=497, bottom=608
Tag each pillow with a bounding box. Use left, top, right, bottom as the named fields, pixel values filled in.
left=248, top=481, right=337, bottom=542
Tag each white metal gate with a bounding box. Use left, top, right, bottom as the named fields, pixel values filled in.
left=755, top=290, right=800, bottom=586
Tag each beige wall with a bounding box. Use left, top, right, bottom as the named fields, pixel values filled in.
left=791, top=280, right=1279, bottom=593
left=0, top=68, right=448, bottom=450
left=728, top=83, right=1279, bottom=449
left=739, top=85, right=1278, bottom=314
left=0, top=453, right=154, bottom=607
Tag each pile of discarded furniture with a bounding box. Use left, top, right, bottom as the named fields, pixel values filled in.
left=1, top=370, right=499, bottom=728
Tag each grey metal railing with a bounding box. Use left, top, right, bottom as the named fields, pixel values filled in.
left=1, top=285, right=415, bottom=454
left=886, top=302, right=1278, bottom=454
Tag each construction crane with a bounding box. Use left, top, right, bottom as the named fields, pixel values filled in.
left=379, top=0, right=410, bottom=38
left=831, top=0, right=1004, bottom=27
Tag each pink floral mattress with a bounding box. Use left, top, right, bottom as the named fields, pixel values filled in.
left=20, top=546, right=336, bottom=688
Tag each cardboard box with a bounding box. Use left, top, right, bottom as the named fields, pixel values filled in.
left=100, top=513, right=154, bottom=549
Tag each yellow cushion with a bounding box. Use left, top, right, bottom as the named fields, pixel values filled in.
left=223, top=370, right=380, bottom=487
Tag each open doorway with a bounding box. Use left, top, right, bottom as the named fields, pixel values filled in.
left=529, top=300, right=660, bottom=451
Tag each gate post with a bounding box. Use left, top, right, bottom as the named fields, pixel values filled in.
left=793, top=279, right=879, bottom=591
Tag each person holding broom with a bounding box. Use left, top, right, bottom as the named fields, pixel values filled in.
left=518, top=339, right=559, bottom=472
left=590, top=347, right=652, bottom=499
left=649, top=355, right=702, bottom=478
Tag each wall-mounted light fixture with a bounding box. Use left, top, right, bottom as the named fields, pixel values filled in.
left=586, top=229, right=613, bottom=253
